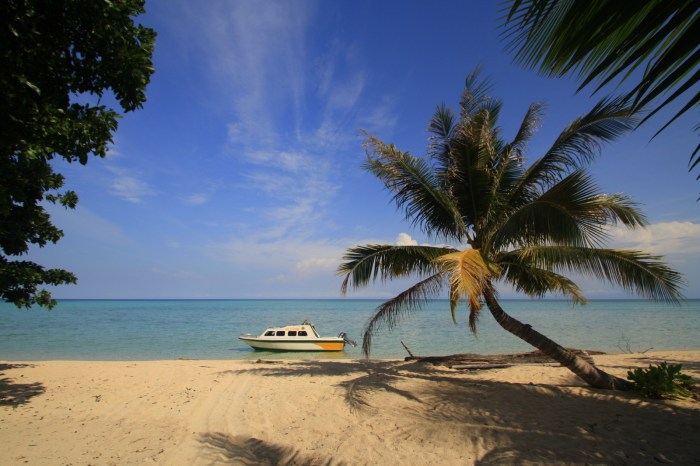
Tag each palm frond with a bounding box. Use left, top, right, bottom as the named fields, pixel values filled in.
left=508, top=102, right=545, bottom=158
left=338, top=244, right=456, bottom=294
left=593, top=192, right=648, bottom=227
left=428, top=103, right=456, bottom=174
left=460, top=66, right=495, bottom=119
left=448, top=280, right=460, bottom=325
left=362, top=273, right=445, bottom=356
left=491, top=170, right=647, bottom=252
left=513, top=246, right=685, bottom=302
left=434, top=248, right=495, bottom=333
left=483, top=102, right=544, bottom=245
left=502, top=0, right=700, bottom=173
left=497, top=250, right=588, bottom=303
left=445, top=129, right=499, bottom=228
left=362, top=132, right=467, bottom=241
left=517, top=96, right=636, bottom=195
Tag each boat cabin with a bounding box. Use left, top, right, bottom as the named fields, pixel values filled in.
left=261, top=324, right=320, bottom=339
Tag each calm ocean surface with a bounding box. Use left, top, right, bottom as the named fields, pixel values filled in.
left=1, top=299, right=698, bottom=361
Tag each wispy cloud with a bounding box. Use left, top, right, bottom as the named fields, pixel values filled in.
left=360, top=95, right=399, bottom=134
left=209, top=235, right=346, bottom=283
left=171, top=0, right=403, bottom=289
left=191, top=1, right=309, bottom=145
left=183, top=2, right=349, bottom=242
left=609, top=221, right=700, bottom=257
left=183, top=193, right=209, bottom=206
left=108, top=167, right=154, bottom=203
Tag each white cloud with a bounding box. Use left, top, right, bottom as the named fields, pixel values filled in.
left=295, top=257, right=339, bottom=273
left=326, top=70, right=365, bottom=111
left=609, top=221, right=700, bottom=256
left=396, top=232, right=418, bottom=246
left=208, top=235, right=348, bottom=286
left=361, top=95, right=399, bottom=133
left=175, top=0, right=401, bottom=262
left=183, top=193, right=209, bottom=206
left=105, top=145, right=121, bottom=159
left=191, top=1, right=309, bottom=144
left=108, top=167, right=153, bottom=203
left=244, top=150, right=309, bottom=172
left=213, top=236, right=341, bottom=267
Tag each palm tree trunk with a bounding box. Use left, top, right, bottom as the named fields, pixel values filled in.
left=482, top=287, right=632, bottom=390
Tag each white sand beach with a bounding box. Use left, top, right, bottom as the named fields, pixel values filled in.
left=1, top=351, right=699, bottom=465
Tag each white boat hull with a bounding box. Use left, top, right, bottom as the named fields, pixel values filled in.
left=239, top=321, right=354, bottom=352
left=239, top=336, right=345, bottom=351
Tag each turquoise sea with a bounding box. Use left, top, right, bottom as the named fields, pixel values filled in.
left=1, top=299, right=699, bottom=361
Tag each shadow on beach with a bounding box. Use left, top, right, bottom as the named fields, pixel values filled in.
left=631, top=355, right=700, bottom=372
left=218, top=359, right=700, bottom=464
left=199, top=432, right=345, bottom=466
left=0, top=363, right=45, bottom=407
left=585, top=354, right=700, bottom=376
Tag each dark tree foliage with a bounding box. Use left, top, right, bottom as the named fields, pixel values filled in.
left=1, top=0, right=155, bottom=308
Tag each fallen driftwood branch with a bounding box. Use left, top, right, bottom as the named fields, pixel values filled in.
left=451, top=362, right=561, bottom=370
left=405, top=349, right=605, bottom=369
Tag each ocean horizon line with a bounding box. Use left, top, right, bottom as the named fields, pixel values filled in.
left=3, top=299, right=698, bottom=360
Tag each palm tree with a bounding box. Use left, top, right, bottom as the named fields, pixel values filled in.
left=338, top=70, right=684, bottom=390
left=501, top=0, right=700, bottom=182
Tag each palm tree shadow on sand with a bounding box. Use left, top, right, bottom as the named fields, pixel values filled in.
left=0, top=363, right=45, bottom=406
left=219, top=359, right=460, bottom=413
left=198, top=432, right=345, bottom=466
left=214, top=359, right=700, bottom=464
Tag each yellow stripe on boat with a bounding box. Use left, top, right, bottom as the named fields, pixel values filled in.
left=316, top=342, right=344, bottom=351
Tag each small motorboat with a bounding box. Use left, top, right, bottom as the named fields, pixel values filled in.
left=239, top=320, right=356, bottom=352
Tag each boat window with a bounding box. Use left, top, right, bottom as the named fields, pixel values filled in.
left=288, top=331, right=297, bottom=337
left=276, top=330, right=285, bottom=336
left=264, top=331, right=275, bottom=336
left=298, top=331, right=308, bottom=336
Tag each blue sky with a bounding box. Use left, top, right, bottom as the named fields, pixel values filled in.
left=30, top=0, right=700, bottom=299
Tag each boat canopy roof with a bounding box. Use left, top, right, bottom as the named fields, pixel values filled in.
left=260, top=323, right=321, bottom=338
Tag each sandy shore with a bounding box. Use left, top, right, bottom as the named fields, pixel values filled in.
left=1, top=351, right=699, bottom=465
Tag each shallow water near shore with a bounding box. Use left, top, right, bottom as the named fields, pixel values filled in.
left=1, top=299, right=699, bottom=360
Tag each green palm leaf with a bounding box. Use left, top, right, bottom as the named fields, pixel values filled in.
left=491, top=170, right=647, bottom=252
left=361, top=273, right=445, bottom=356
left=338, top=244, right=456, bottom=294
left=502, top=0, right=700, bottom=180
left=515, top=97, right=636, bottom=198
left=362, top=132, right=467, bottom=241
left=497, top=250, right=587, bottom=303
left=514, top=246, right=685, bottom=302
left=428, top=103, right=457, bottom=173
left=508, top=102, right=545, bottom=157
